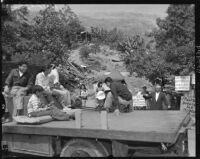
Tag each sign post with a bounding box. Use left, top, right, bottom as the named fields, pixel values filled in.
left=175, top=76, right=190, bottom=91
left=132, top=93, right=146, bottom=108
left=180, top=95, right=195, bottom=113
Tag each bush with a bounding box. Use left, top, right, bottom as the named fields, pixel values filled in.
left=80, top=46, right=91, bottom=59
left=11, top=52, right=51, bottom=66
left=102, top=66, right=107, bottom=70
left=90, top=43, right=100, bottom=54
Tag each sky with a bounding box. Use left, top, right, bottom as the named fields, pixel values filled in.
left=12, top=4, right=169, bottom=18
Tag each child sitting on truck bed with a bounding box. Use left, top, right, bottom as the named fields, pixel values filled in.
left=27, top=85, right=75, bottom=120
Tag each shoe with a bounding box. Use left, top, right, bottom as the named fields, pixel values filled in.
left=2, top=114, right=13, bottom=124
left=1, top=112, right=9, bottom=123
left=3, top=117, right=13, bottom=123
left=70, top=115, right=75, bottom=120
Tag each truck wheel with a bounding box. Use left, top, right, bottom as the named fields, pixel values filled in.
left=60, top=139, right=109, bottom=157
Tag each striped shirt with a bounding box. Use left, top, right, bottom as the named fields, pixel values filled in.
left=27, top=94, right=47, bottom=114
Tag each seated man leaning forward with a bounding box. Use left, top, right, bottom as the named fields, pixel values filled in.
left=104, top=77, right=133, bottom=114
left=48, top=64, right=71, bottom=107
left=27, top=85, right=74, bottom=120
left=3, top=61, right=34, bottom=120
left=35, top=65, right=71, bottom=108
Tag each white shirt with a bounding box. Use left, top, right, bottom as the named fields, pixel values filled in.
left=80, top=89, right=88, bottom=98
left=19, top=70, right=23, bottom=77
left=48, top=68, right=59, bottom=84
left=35, top=72, right=50, bottom=91
left=27, top=94, right=47, bottom=114
left=155, top=92, right=160, bottom=101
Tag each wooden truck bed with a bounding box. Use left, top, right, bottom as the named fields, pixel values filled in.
left=2, top=110, right=190, bottom=144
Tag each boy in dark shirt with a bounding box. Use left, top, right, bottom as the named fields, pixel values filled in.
left=104, top=77, right=133, bottom=114
left=141, top=86, right=150, bottom=109
left=3, top=61, right=34, bottom=122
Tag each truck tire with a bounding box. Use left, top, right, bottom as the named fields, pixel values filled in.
left=60, top=139, right=109, bottom=157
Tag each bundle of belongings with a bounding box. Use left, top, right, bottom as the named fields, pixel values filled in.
left=13, top=105, right=77, bottom=125
left=13, top=115, right=53, bottom=125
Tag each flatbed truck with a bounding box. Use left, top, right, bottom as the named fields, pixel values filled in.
left=2, top=110, right=191, bottom=157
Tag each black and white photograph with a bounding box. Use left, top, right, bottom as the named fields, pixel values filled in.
left=1, top=3, right=196, bottom=157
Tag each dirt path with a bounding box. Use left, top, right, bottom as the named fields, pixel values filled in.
left=68, top=45, right=152, bottom=104
left=68, top=48, right=85, bottom=66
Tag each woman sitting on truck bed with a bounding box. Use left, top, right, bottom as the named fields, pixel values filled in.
left=27, top=85, right=75, bottom=120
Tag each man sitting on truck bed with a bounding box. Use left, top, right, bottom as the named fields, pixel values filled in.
left=35, top=65, right=71, bottom=109
left=3, top=61, right=34, bottom=122
left=104, top=77, right=133, bottom=114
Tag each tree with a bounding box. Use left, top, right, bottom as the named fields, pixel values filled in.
left=32, top=5, right=85, bottom=64
left=90, top=26, right=124, bottom=49
left=1, top=5, right=32, bottom=60
left=118, top=35, right=148, bottom=75
left=120, top=4, right=195, bottom=85
left=2, top=4, right=85, bottom=65
left=152, top=4, right=195, bottom=76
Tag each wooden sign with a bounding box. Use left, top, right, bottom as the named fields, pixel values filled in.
left=132, top=93, right=146, bottom=107
left=175, top=76, right=190, bottom=91
left=180, top=95, right=195, bottom=113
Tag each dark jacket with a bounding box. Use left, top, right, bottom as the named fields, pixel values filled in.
left=142, top=91, right=150, bottom=100
left=5, top=68, right=34, bottom=89
left=110, top=81, right=132, bottom=108
left=147, top=92, right=168, bottom=110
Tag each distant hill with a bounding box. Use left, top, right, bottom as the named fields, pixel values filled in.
left=77, top=12, right=158, bottom=35
left=28, top=10, right=158, bottom=36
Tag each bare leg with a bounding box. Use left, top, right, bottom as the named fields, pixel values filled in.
left=104, top=92, right=113, bottom=110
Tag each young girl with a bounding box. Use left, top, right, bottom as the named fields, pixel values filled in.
left=96, top=82, right=105, bottom=93
left=27, top=85, right=74, bottom=120
left=80, top=84, right=88, bottom=107
left=95, top=82, right=105, bottom=110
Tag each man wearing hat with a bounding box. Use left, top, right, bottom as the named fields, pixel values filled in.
left=144, top=84, right=170, bottom=110
left=104, top=77, right=133, bottom=114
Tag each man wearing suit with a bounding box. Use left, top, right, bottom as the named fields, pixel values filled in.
left=144, top=84, right=169, bottom=110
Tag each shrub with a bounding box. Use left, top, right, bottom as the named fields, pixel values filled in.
left=80, top=46, right=91, bottom=59
left=102, top=66, right=107, bottom=70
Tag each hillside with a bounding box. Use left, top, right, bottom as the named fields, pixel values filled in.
left=27, top=10, right=158, bottom=36
left=68, top=44, right=153, bottom=95
left=78, top=12, right=158, bottom=35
